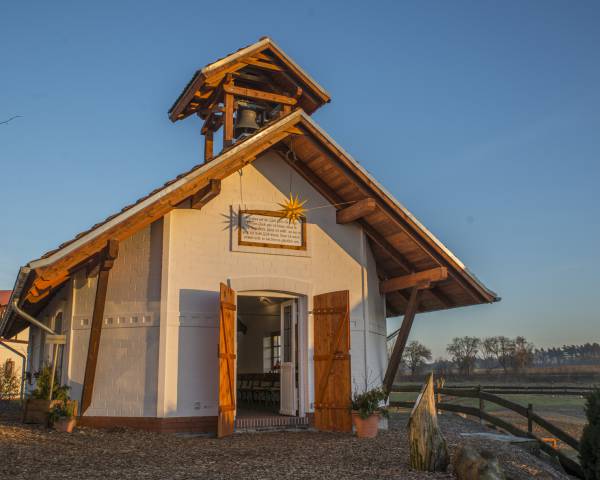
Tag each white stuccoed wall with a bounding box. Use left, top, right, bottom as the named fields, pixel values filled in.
left=69, top=222, right=162, bottom=417
left=157, top=151, right=387, bottom=419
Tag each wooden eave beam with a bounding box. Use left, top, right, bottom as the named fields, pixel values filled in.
left=297, top=121, right=491, bottom=303
left=380, top=267, right=448, bottom=294
left=191, top=179, right=221, bottom=210
left=336, top=198, right=377, bottom=224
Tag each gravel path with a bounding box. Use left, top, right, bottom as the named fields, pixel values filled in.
left=0, top=409, right=572, bottom=479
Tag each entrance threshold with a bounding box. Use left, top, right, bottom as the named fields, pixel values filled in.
left=235, top=410, right=309, bottom=432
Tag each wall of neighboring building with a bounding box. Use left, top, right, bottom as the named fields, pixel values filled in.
left=0, top=327, right=28, bottom=396
left=69, top=221, right=162, bottom=417
left=158, top=151, right=386, bottom=418
left=25, top=282, right=73, bottom=395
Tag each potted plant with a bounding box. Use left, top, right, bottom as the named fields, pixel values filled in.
left=351, top=387, right=388, bottom=438
left=23, top=365, right=72, bottom=424
left=49, top=399, right=77, bottom=433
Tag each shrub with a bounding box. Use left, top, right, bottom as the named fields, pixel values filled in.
left=0, top=361, right=20, bottom=400
left=48, top=399, right=75, bottom=424
left=30, top=365, right=69, bottom=401
left=580, top=388, right=600, bottom=480
left=351, top=387, right=388, bottom=419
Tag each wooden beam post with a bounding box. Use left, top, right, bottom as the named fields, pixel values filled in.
left=383, top=286, right=422, bottom=394
left=204, top=131, right=213, bottom=163
left=336, top=198, right=377, bottom=224
left=380, top=267, right=448, bottom=294
left=223, top=75, right=234, bottom=148
left=80, top=239, right=119, bottom=415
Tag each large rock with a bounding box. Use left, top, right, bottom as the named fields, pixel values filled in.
left=408, top=373, right=449, bottom=471
left=453, top=445, right=506, bottom=480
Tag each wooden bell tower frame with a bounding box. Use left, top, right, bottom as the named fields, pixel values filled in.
left=199, top=72, right=302, bottom=162
left=168, top=37, right=331, bottom=163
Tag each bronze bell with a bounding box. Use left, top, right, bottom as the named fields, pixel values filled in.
left=235, top=107, right=260, bottom=137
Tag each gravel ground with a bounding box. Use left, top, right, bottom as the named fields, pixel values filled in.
left=0, top=408, right=572, bottom=480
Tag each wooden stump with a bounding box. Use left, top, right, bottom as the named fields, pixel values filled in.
left=408, top=373, right=449, bottom=472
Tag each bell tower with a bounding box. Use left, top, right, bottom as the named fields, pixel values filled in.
left=168, top=37, right=331, bottom=163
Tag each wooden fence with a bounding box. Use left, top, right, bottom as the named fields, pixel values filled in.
left=393, top=384, right=593, bottom=396
left=390, top=385, right=585, bottom=478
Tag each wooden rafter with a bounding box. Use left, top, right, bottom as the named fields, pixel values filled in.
left=191, top=179, right=221, bottom=210
left=241, top=57, right=283, bottom=71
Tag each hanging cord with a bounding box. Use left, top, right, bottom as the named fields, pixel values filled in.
left=286, top=136, right=299, bottom=194
left=238, top=169, right=245, bottom=209
left=304, top=200, right=357, bottom=212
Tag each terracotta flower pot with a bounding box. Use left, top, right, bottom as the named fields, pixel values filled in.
left=54, top=417, right=77, bottom=433
left=352, top=411, right=380, bottom=438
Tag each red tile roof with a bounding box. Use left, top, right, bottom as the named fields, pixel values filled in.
left=0, top=291, right=11, bottom=307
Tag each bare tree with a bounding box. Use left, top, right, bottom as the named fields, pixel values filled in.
left=446, top=336, right=480, bottom=376
left=482, top=336, right=515, bottom=373
left=480, top=337, right=498, bottom=372
left=0, top=115, right=22, bottom=125
left=403, top=341, right=432, bottom=375
left=512, top=336, right=534, bottom=372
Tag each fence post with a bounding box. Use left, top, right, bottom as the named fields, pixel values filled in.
left=527, top=403, right=533, bottom=434
left=436, top=377, right=444, bottom=415
left=478, top=385, right=484, bottom=424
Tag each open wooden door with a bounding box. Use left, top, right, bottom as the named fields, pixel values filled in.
left=218, top=283, right=236, bottom=438
left=279, top=299, right=297, bottom=416
left=313, top=290, right=352, bottom=432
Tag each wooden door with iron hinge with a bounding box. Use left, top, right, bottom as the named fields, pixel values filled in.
left=218, top=283, right=236, bottom=438
left=313, top=290, right=352, bottom=432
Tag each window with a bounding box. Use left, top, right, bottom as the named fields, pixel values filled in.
left=262, top=333, right=281, bottom=373
left=53, top=312, right=64, bottom=383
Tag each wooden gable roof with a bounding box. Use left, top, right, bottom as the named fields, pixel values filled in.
left=168, top=37, right=331, bottom=122
left=0, top=110, right=497, bottom=338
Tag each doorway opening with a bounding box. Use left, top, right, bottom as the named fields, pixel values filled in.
left=235, top=293, right=307, bottom=430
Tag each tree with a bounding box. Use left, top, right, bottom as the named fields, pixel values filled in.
left=480, top=337, right=499, bottom=371
left=512, top=336, right=534, bottom=372
left=0, top=360, right=19, bottom=401
left=483, top=336, right=515, bottom=373
left=403, top=341, right=432, bottom=375
left=446, top=336, right=480, bottom=376
left=580, top=389, right=600, bottom=480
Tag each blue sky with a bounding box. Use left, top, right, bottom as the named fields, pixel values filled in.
left=1, top=1, right=599, bottom=357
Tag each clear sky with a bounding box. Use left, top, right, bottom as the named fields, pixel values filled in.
left=1, top=1, right=599, bottom=357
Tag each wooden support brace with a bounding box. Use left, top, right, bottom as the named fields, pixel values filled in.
left=380, top=267, right=448, bottom=294
left=383, top=286, right=421, bottom=394
left=80, top=239, right=119, bottom=415
left=336, top=198, right=377, bottom=224
left=191, top=179, right=221, bottom=210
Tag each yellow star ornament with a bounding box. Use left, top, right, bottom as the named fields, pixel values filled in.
left=278, top=193, right=307, bottom=224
